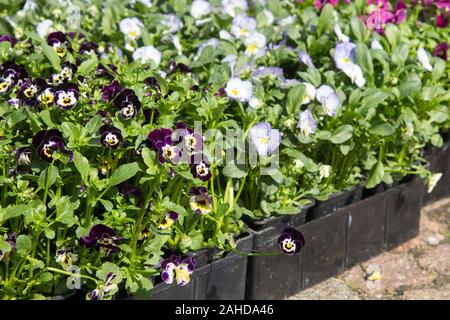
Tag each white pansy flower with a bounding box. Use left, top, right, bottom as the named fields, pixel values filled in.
left=222, top=0, right=248, bottom=17
left=132, top=45, right=162, bottom=65
left=319, top=165, right=331, bottom=180
left=219, top=30, right=233, bottom=41
left=262, top=9, right=275, bottom=25
left=300, top=82, right=316, bottom=105
left=371, top=39, right=383, bottom=50
left=343, top=64, right=366, bottom=88
left=119, top=17, right=144, bottom=40
left=162, top=14, right=183, bottom=33
left=225, top=77, right=253, bottom=102
left=190, top=0, right=212, bottom=19
left=244, top=31, right=266, bottom=56
left=417, top=47, right=433, bottom=72
left=334, top=24, right=349, bottom=43
left=297, top=110, right=317, bottom=137
left=172, top=35, right=182, bottom=55
left=279, top=15, right=295, bottom=27
left=249, top=96, right=261, bottom=109
left=316, top=85, right=340, bottom=117
left=231, top=14, right=256, bottom=39
left=36, top=19, right=53, bottom=38
left=427, top=173, right=443, bottom=193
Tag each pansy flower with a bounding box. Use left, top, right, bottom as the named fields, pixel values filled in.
left=0, top=232, right=16, bottom=262
left=87, top=272, right=118, bottom=300
left=47, top=32, right=70, bottom=57
left=79, top=41, right=99, bottom=55
left=190, top=157, right=212, bottom=181
left=101, top=80, right=123, bottom=102
left=417, top=47, right=433, bottom=72
left=230, top=14, right=256, bottom=39
left=80, top=224, right=124, bottom=255
left=119, top=184, right=142, bottom=206
left=334, top=42, right=356, bottom=71
left=112, top=89, right=141, bottom=120
left=99, top=125, right=123, bottom=149
left=158, top=211, right=179, bottom=230
left=161, top=255, right=195, bottom=286
left=32, top=129, right=73, bottom=162
left=17, top=78, right=47, bottom=106
left=174, top=122, right=203, bottom=153
left=148, top=128, right=182, bottom=164
left=249, top=122, right=281, bottom=157
left=188, top=186, right=212, bottom=214
left=99, top=159, right=112, bottom=176
left=297, top=110, right=317, bottom=137
left=225, top=77, right=253, bottom=102
left=0, top=61, right=28, bottom=94
left=434, top=42, right=448, bottom=61
left=0, top=34, right=17, bottom=46
left=54, top=83, right=79, bottom=110
left=316, top=85, right=340, bottom=117
left=244, top=31, right=267, bottom=57
left=55, top=248, right=78, bottom=270
left=278, top=228, right=305, bottom=255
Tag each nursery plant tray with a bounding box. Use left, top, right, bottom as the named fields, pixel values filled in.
left=423, top=141, right=450, bottom=205
left=148, top=233, right=253, bottom=300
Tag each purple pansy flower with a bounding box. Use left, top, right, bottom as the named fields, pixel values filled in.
left=297, top=110, right=317, bottom=137
left=0, top=35, right=17, bottom=46
left=334, top=42, right=356, bottom=71
left=99, top=125, right=123, bottom=149
left=160, top=255, right=195, bottom=286
left=158, top=211, right=179, bottom=230
left=297, top=50, right=315, bottom=68
left=119, top=184, right=142, bottom=206
left=54, top=83, right=79, bottom=110
left=148, top=128, right=182, bottom=164
left=0, top=61, right=28, bottom=94
left=32, top=129, right=73, bottom=162
left=47, top=32, right=70, bottom=57
left=112, top=89, right=141, bottom=120
left=188, top=186, right=212, bottom=214
left=316, top=85, right=340, bottom=117
left=80, top=224, right=124, bottom=255
left=190, top=156, right=212, bottom=181
left=278, top=228, right=305, bottom=255
left=434, top=42, right=449, bottom=61
left=174, top=122, right=203, bottom=153
left=87, top=272, right=118, bottom=300
left=101, top=80, right=123, bottom=102
left=248, top=123, right=281, bottom=157
left=0, top=232, right=17, bottom=262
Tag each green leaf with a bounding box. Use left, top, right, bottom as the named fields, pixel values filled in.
left=0, top=204, right=31, bottom=222
left=16, top=235, right=32, bottom=257
left=317, top=4, right=334, bottom=37
left=82, top=115, right=102, bottom=136
left=330, top=125, right=353, bottom=144
left=100, top=199, right=114, bottom=211
left=55, top=196, right=80, bottom=226
left=222, top=162, right=248, bottom=178
left=41, top=42, right=61, bottom=71
left=399, top=73, right=421, bottom=98
left=391, top=43, right=409, bottom=67
left=164, top=202, right=188, bottom=217
left=366, top=160, right=384, bottom=189
left=0, top=240, right=12, bottom=253
left=109, top=162, right=140, bottom=186
left=286, top=84, right=306, bottom=115
left=355, top=43, right=373, bottom=75
left=369, top=123, right=395, bottom=136
left=351, top=17, right=367, bottom=43
left=281, top=149, right=318, bottom=172
left=77, top=55, right=98, bottom=76
left=73, top=151, right=90, bottom=181
left=38, top=166, right=58, bottom=190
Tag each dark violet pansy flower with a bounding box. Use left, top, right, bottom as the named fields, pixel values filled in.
left=54, top=83, right=79, bottom=110
left=190, top=157, right=212, bottom=181
left=168, top=60, right=191, bottom=74
left=47, top=31, right=70, bottom=57
left=17, top=78, right=49, bottom=107
left=0, top=61, right=28, bottom=94
left=99, top=125, right=123, bottom=149
left=87, top=272, right=118, bottom=300
left=143, top=107, right=159, bottom=125
left=113, top=89, right=142, bottom=120
left=158, top=211, right=179, bottom=230
left=95, top=64, right=116, bottom=79
left=0, top=34, right=17, bottom=46
left=15, top=147, right=32, bottom=166
left=188, top=186, right=212, bottom=214
left=55, top=248, right=78, bottom=270
left=119, top=184, right=142, bottom=206
left=175, top=122, right=203, bottom=153
left=79, top=41, right=99, bottom=55
left=278, top=228, right=305, bottom=255
left=80, top=224, right=124, bottom=256
left=32, top=129, right=73, bottom=162
left=148, top=128, right=182, bottom=164
left=0, top=232, right=16, bottom=262
left=160, top=255, right=195, bottom=286
left=101, top=80, right=123, bottom=102
left=434, top=42, right=449, bottom=61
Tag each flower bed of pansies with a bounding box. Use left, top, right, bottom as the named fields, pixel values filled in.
left=0, top=0, right=449, bottom=300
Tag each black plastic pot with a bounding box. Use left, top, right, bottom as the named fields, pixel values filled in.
left=345, top=190, right=390, bottom=268
left=423, top=142, right=450, bottom=205
left=245, top=203, right=315, bottom=300
left=147, top=234, right=253, bottom=300
left=306, top=184, right=363, bottom=221
left=385, top=176, right=424, bottom=250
